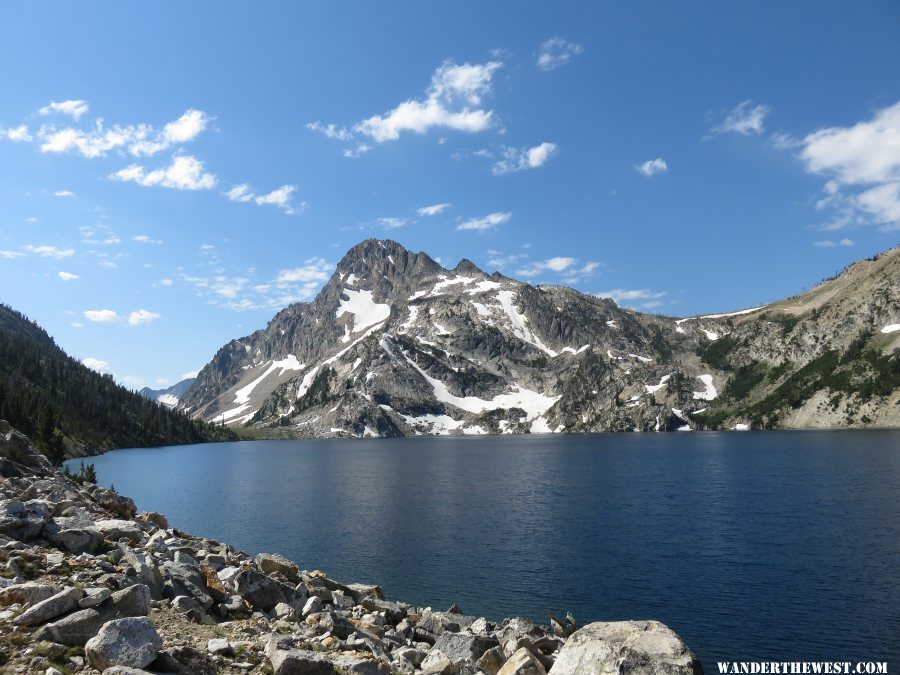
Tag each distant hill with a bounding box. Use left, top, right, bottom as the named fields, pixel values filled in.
left=139, top=378, right=197, bottom=408
left=180, top=239, right=900, bottom=435
left=0, top=304, right=233, bottom=462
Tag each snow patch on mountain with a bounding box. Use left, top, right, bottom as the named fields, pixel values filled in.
left=337, top=289, right=390, bottom=333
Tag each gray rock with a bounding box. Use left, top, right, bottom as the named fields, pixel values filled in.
left=0, top=581, right=62, bottom=607
left=420, top=650, right=454, bottom=675
left=477, top=645, right=507, bottom=675
left=101, top=667, right=155, bottom=674
left=160, top=561, right=213, bottom=608
left=79, top=587, right=112, bottom=608
left=331, top=652, right=392, bottom=674
left=171, top=595, right=200, bottom=613
left=393, top=646, right=426, bottom=668
left=85, top=617, right=163, bottom=670
left=204, top=554, right=226, bottom=570
left=330, top=589, right=355, bottom=610
left=43, top=521, right=101, bottom=554
left=207, top=637, right=232, bottom=655
left=498, top=647, right=547, bottom=675
left=12, top=586, right=81, bottom=625
left=256, top=552, right=300, bottom=581
left=120, top=548, right=163, bottom=600
left=301, top=594, right=323, bottom=617
left=273, top=601, right=298, bottom=620
left=232, top=568, right=286, bottom=611
left=110, top=584, right=152, bottom=617
left=34, top=608, right=107, bottom=646
left=94, top=519, right=143, bottom=544
left=548, top=621, right=702, bottom=675
left=0, top=499, right=50, bottom=540
left=433, top=631, right=499, bottom=664
left=268, top=647, right=340, bottom=674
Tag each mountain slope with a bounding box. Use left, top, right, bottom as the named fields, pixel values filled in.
left=180, top=240, right=900, bottom=435
left=139, top=377, right=197, bottom=408
left=0, top=304, right=234, bottom=460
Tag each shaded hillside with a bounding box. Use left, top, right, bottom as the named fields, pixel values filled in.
left=0, top=304, right=234, bottom=461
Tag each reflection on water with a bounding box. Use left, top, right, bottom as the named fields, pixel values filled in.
left=71, top=431, right=900, bottom=665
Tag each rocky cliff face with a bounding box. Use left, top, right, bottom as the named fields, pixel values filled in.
left=179, top=240, right=900, bottom=435
left=0, top=421, right=703, bottom=674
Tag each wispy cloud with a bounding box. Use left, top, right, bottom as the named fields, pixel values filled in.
left=58, top=271, right=79, bottom=281
left=37, top=107, right=210, bottom=158
left=417, top=203, right=451, bottom=217
left=128, top=309, right=160, bottom=326
left=796, top=101, right=900, bottom=230
left=111, top=155, right=216, bottom=190
left=39, top=99, right=89, bottom=121
left=516, top=257, right=577, bottom=277
left=54, top=189, right=76, bottom=198
left=25, top=244, right=75, bottom=259
left=181, top=257, right=334, bottom=311
left=225, top=183, right=305, bottom=214
left=0, top=250, right=24, bottom=259
left=635, top=158, right=667, bottom=176
left=376, top=217, right=411, bottom=230
left=313, top=60, right=502, bottom=150
left=710, top=100, right=771, bottom=136
left=133, top=234, right=162, bottom=244
left=457, top=212, right=511, bottom=232
left=814, top=238, right=855, bottom=248
left=491, top=142, right=558, bottom=175
left=536, top=37, right=584, bottom=71
left=80, top=357, right=110, bottom=373
left=306, top=122, right=353, bottom=141
left=1, top=125, right=32, bottom=142
left=84, top=309, right=119, bottom=323
left=595, top=288, right=668, bottom=309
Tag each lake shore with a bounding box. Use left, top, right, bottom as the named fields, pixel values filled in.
left=1, top=420, right=704, bottom=674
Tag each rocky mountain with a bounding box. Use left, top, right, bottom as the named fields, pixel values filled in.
left=138, top=378, right=197, bottom=409
left=179, top=239, right=900, bottom=436
left=0, top=304, right=232, bottom=460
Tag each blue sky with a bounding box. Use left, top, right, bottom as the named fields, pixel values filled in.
left=1, top=2, right=899, bottom=389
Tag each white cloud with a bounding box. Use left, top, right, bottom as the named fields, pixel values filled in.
left=81, top=357, right=110, bottom=373
left=54, top=190, right=76, bottom=198
left=342, top=144, right=372, bottom=158
left=25, top=245, right=75, bottom=259
left=377, top=217, right=410, bottom=230
left=417, top=203, right=451, bottom=217
left=2, top=125, right=32, bottom=142
left=84, top=309, right=119, bottom=323
left=486, top=252, right=527, bottom=269
left=111, top=155, right=216, bottom=190
left=39, top=99, right=89, bottom=120
left=491, top=142, right=558, bottom=175
left=181, top=370, right=199, bottom=379
left=133, top=234, right=162, bottom=244
left=58, top=271, right=79, bottom=281
left=814, top=238, right=855, bottom=248
left=276, top=258, right=333, bottom=283
left=516, top=257, right=577, bottom=277
left=254, top=185, right=303, bottom=214
left=355, top=60, right=502, bottom=142
left=306, top=122, right=353, bottom=141
left=159, top=277, right=173, bottom=286
left=636, top=158, right=668, bottom=176
left=536, top=37, right=584, bottom=71
left=796, top=100, right=900, bottom=230
left=710, top=100, right=771, bottom=136
left=595, top=288, right=668, bottom=305
left=128, top=309, right=160, bottom=326
left=226, top=183, right=304, bottom=214
left=457, top=212, right=511, bottom=232
left=0, top=250, right=24, bottom=259
left=37, top=108, right=209, bottom=159
left=225, top=183, right=255, bottom=202
left=71, top=322, right=83, bottom=328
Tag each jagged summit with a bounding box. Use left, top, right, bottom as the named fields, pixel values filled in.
left=177, top=241, right=900, bottom=436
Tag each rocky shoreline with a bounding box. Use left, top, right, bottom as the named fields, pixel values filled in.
left=1, top=420, right=703, bottom=674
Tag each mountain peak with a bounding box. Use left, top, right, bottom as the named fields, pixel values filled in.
left=334, top=239, right=443, bottom=286
left=453, top=258, right=484, bottom=276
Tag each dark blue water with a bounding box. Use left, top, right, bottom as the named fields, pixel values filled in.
left=69, top=432, right=900, bottom=666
